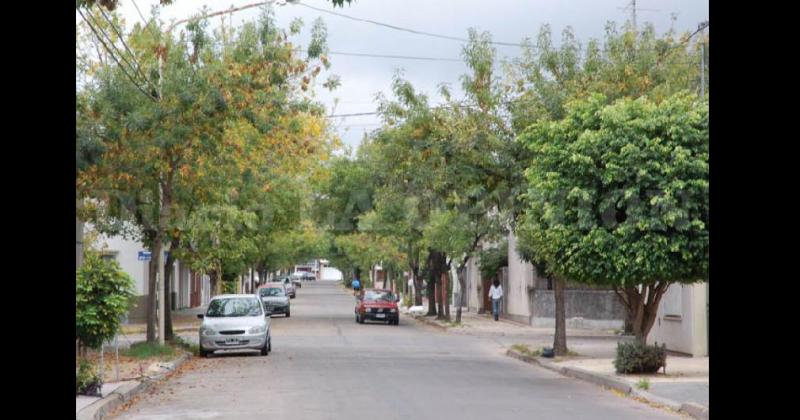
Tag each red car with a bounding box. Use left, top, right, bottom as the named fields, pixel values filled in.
left=355, top=289, right=400, bottom=325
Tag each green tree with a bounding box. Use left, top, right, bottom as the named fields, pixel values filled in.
left=517, top=92, right=708, bottom=344
left=77, top=5, right=334, bottom=342
left=507, top=22, right=707, bottom=352
left=76, top=249, right=135, bottom=354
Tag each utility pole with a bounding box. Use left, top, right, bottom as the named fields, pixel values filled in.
left=631, top=0, right=637, bottom=31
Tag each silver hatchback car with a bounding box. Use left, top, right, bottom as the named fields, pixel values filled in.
left=197, top=294, right=272, bottom=357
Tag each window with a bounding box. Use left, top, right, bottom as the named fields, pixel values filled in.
left=206, top=297, right=262, bottom=317
left=364, top=290, right=396, bottom=302
left=663, top=285, right=683, bottom=318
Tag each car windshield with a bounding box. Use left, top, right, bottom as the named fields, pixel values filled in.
left=364, top=291, right=396, bottom=302
left=206, top=298, right=262, bottom=317
left=259, top=287, right=285, bottom=297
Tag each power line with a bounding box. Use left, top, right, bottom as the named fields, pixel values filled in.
left=77, top=8, right=157, bottom=102
left=326, top=50, right=462, bottom=62
left=327, top=111, right=380, bottom=118
left=131, top=0, right=160, bottom=38
left=131, top=0, right=149, bottom=25
left=98, top=7, right=153, bottom=89
left=84, top=9, right=147, bottom=86
left=295, top=1, right=525, bottom=48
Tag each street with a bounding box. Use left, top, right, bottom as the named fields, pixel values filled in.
left=112, top=282, right=679, bottom=420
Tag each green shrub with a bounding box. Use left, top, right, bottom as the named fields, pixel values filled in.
left=511, top=344, right=541, bottom=358
left=636, top=377, right=651, bottom=390
left=76, top=251, right=135, bottom=350
left=122, top=342, right=175, bottom=360
left=614, top=341, right=667, bottom=374
left=76, top=360, right=102, bottom=396
left=222, top=280, right=237, bottom=294
left=477, top=241, right=508, bottom=280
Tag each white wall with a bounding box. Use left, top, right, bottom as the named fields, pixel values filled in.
left=648, top=283, right=708, bottom=357
left=506, top=232, right=534, bottom=321
left=465, top=257, right=482, bottom=311
left=93, top=229, right=150, bottom=296
left=321, top=267, right=343, bottom=281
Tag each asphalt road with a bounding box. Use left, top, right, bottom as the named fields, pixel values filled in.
left=112, top=281, right=680, bottom=420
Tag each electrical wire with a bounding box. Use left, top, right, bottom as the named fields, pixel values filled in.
left=78, top=8, right=157, bottom=102
left=295, top=1, right=525, bottom=48
left=98, top=7, right=154, bottom=89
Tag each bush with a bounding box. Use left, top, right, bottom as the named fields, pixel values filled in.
left=222, top=280, right=237, bottom=294
left=122, top=342, right=175, bottom=360
left=76, top=360, right=102, bottom=396
left=76, top=251, right=135, bottom=350
left=614, top=341, right=667, bottom=374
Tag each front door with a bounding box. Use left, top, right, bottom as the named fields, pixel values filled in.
left=190, top=273, right=201, bottom=307
left=482, top=277, right=492, bottom=313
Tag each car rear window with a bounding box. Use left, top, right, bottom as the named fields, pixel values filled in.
left=206, top=297, right=262, bottom=317
left=259, top=287, right=285, bottom=297
left=364, top=291, right=396, bottom=302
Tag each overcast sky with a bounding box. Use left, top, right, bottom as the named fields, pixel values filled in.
left=105, top=0, right=708, bottom=152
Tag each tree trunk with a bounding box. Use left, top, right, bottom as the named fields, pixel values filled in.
left=163, top=249, right=176, bottom=342
left=456, top=266, right=466, bottom=324
left=209, top=269, right=219, bottom=298
left=436, top=275, right=445, bottom=319
left=620, top=283, right=670, bottom=344
left=442, top=271, right=450, bottom=321
left=426, top=269, right=437, bottom=316
left=412, top=265, right=423, bottom=306
left=553, top=276, right=568, bottom=356
left=146, top=256, right=158, bottom=343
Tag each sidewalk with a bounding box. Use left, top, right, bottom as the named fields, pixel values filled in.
left=121, top=306, right=205, bottom=335
left=76, top=350, right=192, bottom=419
left=406, top=305, right=708, bottom=416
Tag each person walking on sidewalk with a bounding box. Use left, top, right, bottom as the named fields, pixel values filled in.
left=488, top=279, right=503, bottom=321
left=352, top=278, right=361, bottom=297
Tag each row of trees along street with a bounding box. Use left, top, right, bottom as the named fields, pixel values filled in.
left=77, top=2, right=338, bottom=343
left=77, top=0, right=707, bottom=358
left=314, top=24, right=708, bottom=355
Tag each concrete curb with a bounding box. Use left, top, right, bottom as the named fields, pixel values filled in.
left=409, top=315, right=449, bottom=331
left=505, top=349, right=708, bottom=419
left=76, top=351, right=191, bottom=420
left=679, top=402, right=709, bottom=419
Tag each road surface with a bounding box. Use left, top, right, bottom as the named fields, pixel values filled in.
left=112, top=281, right=680, bottom=420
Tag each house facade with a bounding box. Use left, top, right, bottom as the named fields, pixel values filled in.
left=89, top=226, right=211, bottom=322
left=459, top=232, right=626, bottom=330
left=647, top=282, right=708, bottom=357
left=457, top=231, right=708, bottom=356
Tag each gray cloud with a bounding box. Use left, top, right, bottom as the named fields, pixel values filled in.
left=113, top=0, right=708, bottom=150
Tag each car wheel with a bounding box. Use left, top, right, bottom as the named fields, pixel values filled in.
left=358, top=314, right=365, bottom=324
left=286, top=310, right=290, bottom=318
left=261, top=339, right=269, bottom=356
left=200, top=348, right=211, bottom=358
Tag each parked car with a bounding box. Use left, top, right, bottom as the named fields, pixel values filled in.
left=290, top=271, right=311, bottom=285
left=282, top=276, right=297, bottom=298
left=258, top=283, right=291, bottom=317
left=355, top=289, right=400, bottom=325
left=302, top=272, right=316, bottom=281
left=197, top=294, right=271, bottom=357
